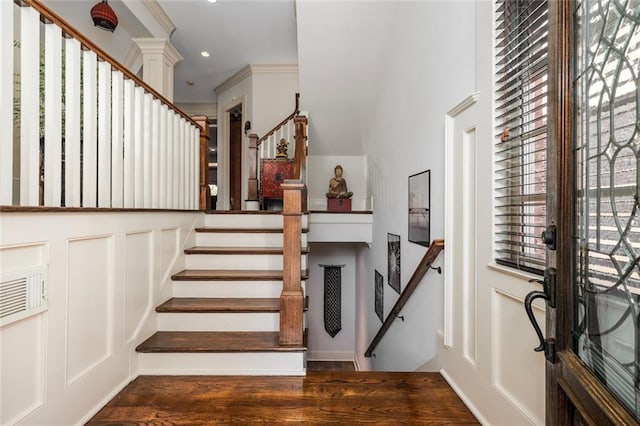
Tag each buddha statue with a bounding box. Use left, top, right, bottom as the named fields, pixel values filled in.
left=326, top=165, right=353, bottom=199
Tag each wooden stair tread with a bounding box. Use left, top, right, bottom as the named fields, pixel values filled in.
left=157, top=297, right=280, bottom=313
left=156, top=297, right=309, bottom=313
left=184, top=246, right=310, bottom=255
left=136, top=331, right=306, bottom=353
left=171, top=269, right=310, bottom=281
left=195, top=227, right=309, bottom=233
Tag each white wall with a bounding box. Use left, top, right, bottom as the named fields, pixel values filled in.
left=0, top=212, right=200, bottom=425
left=251, top=66, right=299, bottom=138
left=307, top=155, right=369, bottom=211
left=215, top=65, right=298, bottom=210
left=307, top=244, right=357, bottom=361
left=297, top=0, right=476, bottom=370
left=42, top=0, right=151, bottom=69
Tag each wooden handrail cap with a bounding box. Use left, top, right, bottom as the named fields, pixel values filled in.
left=281, top=180, right=305, bottom=190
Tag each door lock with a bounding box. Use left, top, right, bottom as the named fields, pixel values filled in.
left=541, top=224, right=557, bottom=251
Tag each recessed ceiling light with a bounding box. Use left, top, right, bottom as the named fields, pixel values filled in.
left=200, top=51, right=210, bottom=57
left=208, top=0, right=217, bottom=3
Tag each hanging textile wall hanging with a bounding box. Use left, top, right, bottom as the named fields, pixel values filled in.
left=321, top=264, right=344, bottom=337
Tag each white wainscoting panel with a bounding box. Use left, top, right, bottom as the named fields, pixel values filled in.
left=160, top=228, right=179, bottom=282
left=0, top=314, right=45, bottom=425
left=66, top=236, right=114, bottom=384
left=125, top=232, right=152, bottom=344
left=493, top=290, right=546, bottom=425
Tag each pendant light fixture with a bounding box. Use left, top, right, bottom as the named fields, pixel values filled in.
left=90, top=0, right=118, bottom=32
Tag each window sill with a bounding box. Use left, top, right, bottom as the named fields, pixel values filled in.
left=487, top=262, right=543, bottom=285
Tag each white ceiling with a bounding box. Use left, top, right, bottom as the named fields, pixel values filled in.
left=158, top=0, right=298, bottom=104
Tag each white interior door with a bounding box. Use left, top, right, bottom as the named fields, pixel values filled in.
left=439, top=92, right=546, bottom=425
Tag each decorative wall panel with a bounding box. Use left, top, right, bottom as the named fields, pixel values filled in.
left=66, top=236, right=113, bottom=384
left=125, top=231, right=152, bottom=343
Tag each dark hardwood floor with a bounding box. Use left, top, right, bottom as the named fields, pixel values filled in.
left=87, top=372, right=479, bottom=424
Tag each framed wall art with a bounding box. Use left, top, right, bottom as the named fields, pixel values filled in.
left=374, top=270, right=383, bottom=322
left=408, top=170, right=430, bottom=247
left=387, top=233, right=401, bottom=294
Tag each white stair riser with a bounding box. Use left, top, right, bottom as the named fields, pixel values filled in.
left=195, top=233, right=308, bottom=247
left=204, top=214, right=308, bottom=228
left=173, top=281, right=307, bottom=298
left=157, top=312, right=279, bottom=331
left=138, top=352, right=306, bottom=376
left=185, top=254, right=308, bottom=270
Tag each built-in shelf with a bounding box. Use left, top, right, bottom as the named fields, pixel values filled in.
left=308, top=212, right=373, bottom=244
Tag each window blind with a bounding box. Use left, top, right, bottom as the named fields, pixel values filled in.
left=494, top=0, right=548, bottom=275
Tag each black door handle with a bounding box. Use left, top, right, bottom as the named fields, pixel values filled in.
left=524, top=290, right=548, bottom=352
left=523, top=267, right=556, bottom=362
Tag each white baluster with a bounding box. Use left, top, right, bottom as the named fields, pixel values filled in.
left=166, top=110, right=174, bottom=209
left=20, top=6, right=40, bottom=206
left=82, top=50, right=98, bottom=207
left=134, top=86, right=145, bottom=208
left=151, top=99, right=160, bottom=208
left=187, top=124, right=194, bottom=209
left=173, top=114, right=180, bottom=209
left=111, top=70, right=124, bottom=208
left=182, top=119, right=188, bottom=209
left=0, top=1, right=14, bottom=205
left=123, top=79, right=135, bottom=208
left=64, top=38, right=81, bottom=207
left=143, top=92, right=152, bottom=208
left=159, top=105, right=168, bottom=208
left=43, top=23, right=62, bottom=207
left=193, top=126, right=199, bottom=209
left=97, top=61, right=111, bottom=207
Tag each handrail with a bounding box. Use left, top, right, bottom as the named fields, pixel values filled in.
left=256, top=93, right=300, bottom=146
left=364, top=239, right=445, bottom=358
left=6, top=0, right=202, bottom=209
left=20, top=0, right=200, bottom=130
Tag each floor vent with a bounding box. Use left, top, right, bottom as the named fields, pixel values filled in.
left=0, top=266, right=48, bottom=327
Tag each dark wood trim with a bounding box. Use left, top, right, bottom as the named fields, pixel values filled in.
left=293, top=116, right=307, bottom=180
left=558, top=352, right=638, bottom=425
left=256, top=94, right=300, bottom=146
left=546, top=0, right=575, bottom=423
left=364, top=240, right=444, bottom=357
left=171, top=269, right=310, bottom=281
left=136, top=331, right=306, bottom=353
left=310, top=210, right=373, bottom=214
left=19, top=0, right=201, bottom=130
left=280, top=180, right=305, bottom=346
left=203, top=210, right=285, bottom=215
left=184, top=247, right=310, bottom=255
left=155, top=296, right=309, bottom=313
left=195, top=227, right=309, bottom=233
left=247, top=134, right=259, bottom=201
left=0, top=207, right=199, bottom=213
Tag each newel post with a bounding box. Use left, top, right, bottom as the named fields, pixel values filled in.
left=247, top=133, right=259, bottom=203
left=280, top=180, right=305, bottom=346
left=193, top=116, right=210, bottom=210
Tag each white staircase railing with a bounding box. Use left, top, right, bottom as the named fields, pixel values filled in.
left=1, top=0, right=202, bottom=210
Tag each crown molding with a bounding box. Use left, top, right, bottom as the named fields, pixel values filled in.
left=214, top=64, right=299, bottom=95
left=214, top=65, right=253, bottom=95
left=249, top=64, right=298, bottom=75
left=142, top=0, right=176, bottom=37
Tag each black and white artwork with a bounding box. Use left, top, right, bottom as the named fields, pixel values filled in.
left=387, top=233, right=401, bottom=294
left=375, top=269, right=383, bottom=322
left=408, top=170, right=430, bottom=247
